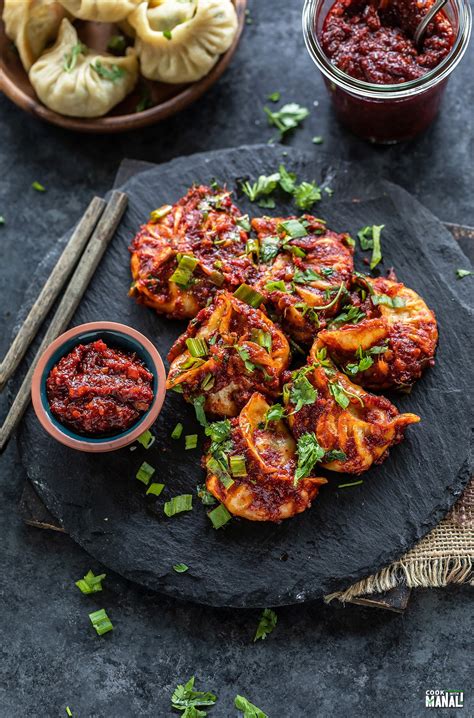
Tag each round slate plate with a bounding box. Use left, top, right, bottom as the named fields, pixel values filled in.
left=19, top=146, right=473, bottom=607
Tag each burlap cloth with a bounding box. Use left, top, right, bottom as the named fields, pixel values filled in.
left=327, top=478, right=473, bottom=603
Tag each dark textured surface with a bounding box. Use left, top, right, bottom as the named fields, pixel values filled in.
left=20, top=146, right=473, bottom=607
left=1, top=0, right=473, bottom=714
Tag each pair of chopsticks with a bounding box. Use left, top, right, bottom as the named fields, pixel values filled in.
left=0, top=190, right=128, bottom=452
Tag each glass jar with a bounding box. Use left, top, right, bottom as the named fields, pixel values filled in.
left=302, top=0, right=472, bottom=144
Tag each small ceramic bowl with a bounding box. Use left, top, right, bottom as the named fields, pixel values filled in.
left=31, top=321, right=166, bottom=452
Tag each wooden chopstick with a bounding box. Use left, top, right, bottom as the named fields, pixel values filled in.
left=0, top=190, right=128, bottom=453
left=0, top=196, right=106, bottom=392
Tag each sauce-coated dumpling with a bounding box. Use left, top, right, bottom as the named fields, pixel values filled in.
left=167, top=292, right=290, bottom=417
left=58, top=0, right=140, bottom=22
left=128, top=0, right=238, bottom=83
left=2, top=0, right=68, bottom=71
left=205, top=393, right=327, bottom=521
left=29, top=19, right=139, bottom=118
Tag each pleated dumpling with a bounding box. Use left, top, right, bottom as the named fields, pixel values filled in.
left=57, top=0, right=141, bottom=22
left=29, top=20, right=139, bottom=118
left=128, top=0, right=238, bottom=83
left=2, top=0, right=68, bottom=71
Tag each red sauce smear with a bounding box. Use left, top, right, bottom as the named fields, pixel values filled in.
left=46, top=339, right=154, bottom=436
left=321, top=0, right=454, bottom=84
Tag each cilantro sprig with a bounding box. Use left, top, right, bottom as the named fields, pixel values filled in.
left=171, top=676, right=217, bottom=713
left=240, top=164, right=323, bottom=212
left=264, top=102, right=309, bottom=137
left=254, top=608, right=277, bottom=641
left=357, top=225, right=384, bottom=270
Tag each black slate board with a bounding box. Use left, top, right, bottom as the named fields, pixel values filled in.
left=19, top=146, right=473, bottom=607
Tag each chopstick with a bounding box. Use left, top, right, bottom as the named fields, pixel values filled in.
left=0, top=190, right=128, bottom=453
left=0, top=196, right=106, bottom=391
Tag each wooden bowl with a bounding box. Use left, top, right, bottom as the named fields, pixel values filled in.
left=0, top=0, right=246, bottom=133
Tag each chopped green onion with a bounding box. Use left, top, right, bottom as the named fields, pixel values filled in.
left=236, top=214, right=251, bottom=232
left=173, top=563, right=189, bottom=573
left=246, top=237, right=260, bottom=259
left=234, top=284, right=265, bottom=308
left=277, top=219, right=308, bottom=238
left=149, top=205, right=172, bottom=222
left=32, top=181, right=46, bottom=192
left=288, top=244, right=306, bottom=258
left=185, top=434, right=198, bottom=450
left=75, top=569, right=106, bottom=595
left=193, top=395, right=208, bottom=427
left=91, top=60, right=125, bottom=82
left=171, top=423, right=183, bottom=440
left=230, top=455, right=247, bottom=477
left=207, top=456, right=234, bottom=488
left=146, top=482, right=164, bottom=497
left=63, top=42, right=87, bottom=72
left=66, top=708, right=73, bottom=717
left=338, top=480, right=363, bottom=488
left=254, top=608, right=277, bottom=641
left=267, top=91, right=281, bottom=102
left=107, top=34, right=127, bottom=52
left=164, top=494, right=193, bottom=517
left=201, top=373, right=215, bottom=391
left=137, top=429, right=155, bottom=449
left=260, top=236, right=280, bottom=263
left=171, top=676, right=217, bottom=712
left=0, top=216, right=5, bottom=225
left=136, top=461, right=155, bottom=485
left=252, top=329, right=272, bottom=353
left=456, top=268, right=473, bottom=279
left=312, top=136, right=323, bottom=144
left=170, top=254, right=198, bottom=287
left=163, top=29, right=172, bottom=40
left=89, top=608, right=113, bottom=636
left=372, top=293, right=406, bottom=308
left=209, top=269, right=225, bottom=286
left=197, top=484, right=217, bottom=505
left=208, top=503, right=232, bottom=529
left=186, top=337, right=208, bottom=357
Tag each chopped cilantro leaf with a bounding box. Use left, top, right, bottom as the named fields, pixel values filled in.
left=264, top=404, right=286, bottom=428
left=295, top=432, right=325, bottom=483
left=290, top=373, right=317, bottom=413
left=171, top=676, right=217, bottom=711
left=267, top=91, right=281, bottom=102
left=293, top=181, right=321, bottom=210
left=173, top=563, right=189, bottom=573
left=235, top=695, right=268, bottom=718
left=456, top=268, right=473, bottom=279
left=264, top=103, right=309, bottom=136
left=254, top=608, right=277, bottom=641
left=240, top=173, right=280, bottom=202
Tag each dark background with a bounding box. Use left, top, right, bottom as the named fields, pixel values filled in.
left=0, top=1, right=472, bottom=716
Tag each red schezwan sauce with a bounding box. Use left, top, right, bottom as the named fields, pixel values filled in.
left=46, top=339, right=154, bottom=436
left=321, top=0, right=454, bottom=84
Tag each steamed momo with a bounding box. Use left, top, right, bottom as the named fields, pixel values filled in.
left=57, top=0, right=141, bottom=22
left=29, top=20, right=139, bottom=118
left=128, top=0, right=238, bottom=83
left=2, top=0, right=68, bottom=71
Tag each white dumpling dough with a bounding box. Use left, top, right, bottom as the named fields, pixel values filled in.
left=2, top=0, right=68, bottom=71
left=29, top=19, right=139, bottom=118
left=128, top=0, right=238, bottom=83
left=57, top=0, right=141, bottom=22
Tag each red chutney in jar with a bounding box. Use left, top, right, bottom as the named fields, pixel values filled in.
left=321, top=0, right=455, bottom=84
left=46, top=339, right=154, bottom=436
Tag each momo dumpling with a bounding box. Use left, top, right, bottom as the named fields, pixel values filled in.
left=57, top=0, right=140, bottom=21
left=128, top=0, right=238, bottom=83
left=144, top=0, right=197, bottom=32
left=2, top=0, right=68, bottom=71
left=29, top=20, right=139, bottom=118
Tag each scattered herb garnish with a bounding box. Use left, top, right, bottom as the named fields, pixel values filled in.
left=456, top=268, right=473, bottom=279
left=197, top=484, right=216, bottom=505
left=107, top=34, right=127, bottom=53
left=345, top=344, right=387, bottom=375
left=265, top=279, right=287, bottom=293
left=236, top=214, right=251, bottom=232
left=208, top=503, right=232, bottom=529
left=329, top=380, right=364, bottom=408
left=173, top=563, right=189, bottom=573
left=278, top=218, right=308, bottom=238
left=89, top=608, right=113, bottom=636
left=357, top=224, right=384, bottom=269
left=32, top=181, right=46, bottom=192
left=234, top=696, right=268, bottom=718
left=278, top=164, right=296, bottom=193
left=0, top=216, right=5, bottom=225
left=236, top=345, right=256, bottom=373
left=260, top=237, right=280, bottom=263
left=251, top=329, right=272, bottom=352
left=146, top=483, right=165, bottom=497
left=290, top=373, right=317, bottom=413
left=325, top=449, right=347, bottom=462
left=66, top=708, right=73, bottom=717
left=186, top=337, right=208, bottom=358
left=230, top=455, right=247, bottom=477
left=293, top=180, right=321, bottom=210
left=328, top=305, right=365, bottom=327
left=185, top=434, right=198, bottom=450
left=63, top=42, right=87, bottom=72
left=338, top=480, right=363, bottom=488
left=312, top=136, right=323, bottom=144
left=170, top=254, right=198, bottom=287
left=254, top=608, right=277, bottom=641
left=164, top=494, right=193, bottom=517
left=205, top=419, right=231, bottom=444
left=264, top=103, right=309, bottom=137
left=163, top=29, right=172, bottom=40
left=171, top=423, right=184, bottom=440
left=293, top=267, right=324, bottom=284
left=264, top=403, right=286, bottom=428
left=137, top=429, right=155, bottom=449
left=75, top=569, right=106, bottom=595
left=235, top=695, right=268, bottom=718
left=240, top=173, right=280, bottom=202
left=171, top=676, right=217, bottom=712
left=91, top=60, right=125, bottom=83
left=136, top=86, right=152, bottom=112
left=149, top=204, right=172, bottom=221
left=372, top=293, right=406, bottom=308
left=267, top=91, right=281, bottom=102
left=136, top=461, right=155, bottom=485
left=207, top=455, right=234, bottom=489
left=294, top=432, right=325, bottom=484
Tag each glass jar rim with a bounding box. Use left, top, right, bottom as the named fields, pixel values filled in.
left=302, top=0, right=472, bottom=100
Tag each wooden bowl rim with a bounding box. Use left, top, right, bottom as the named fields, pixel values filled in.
left=0, top=0, right=247, bottom=134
